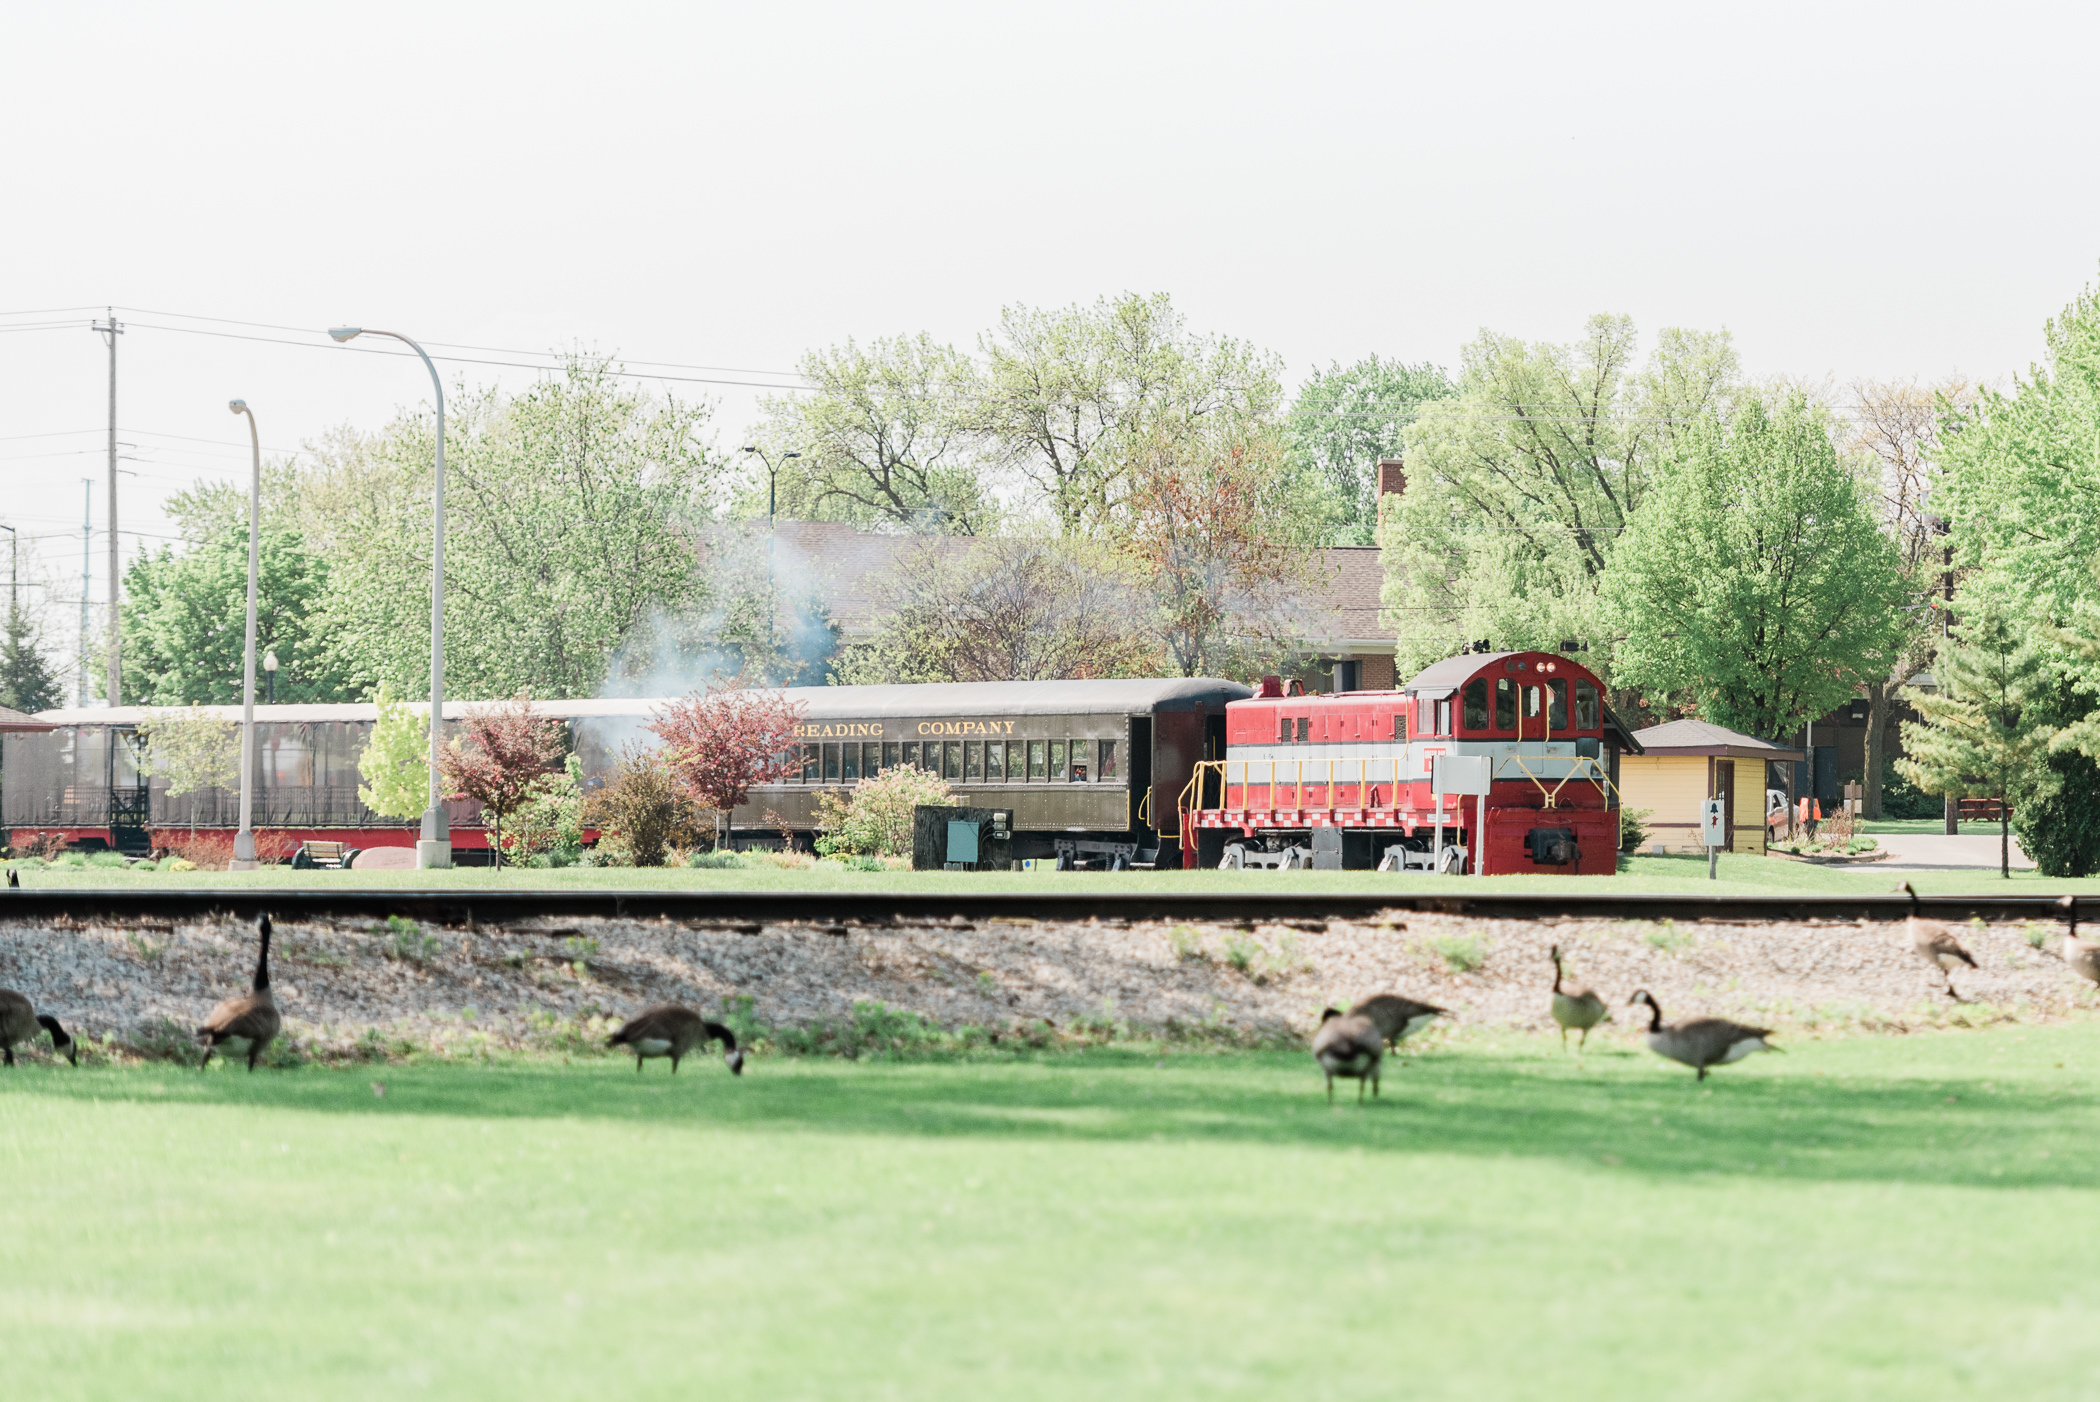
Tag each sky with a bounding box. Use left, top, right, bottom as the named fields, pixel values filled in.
left=3, top=0, right=2096, bottom=681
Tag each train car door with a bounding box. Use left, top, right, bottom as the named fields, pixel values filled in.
left=108, top=727, right=151, bottom=856
left=1128, top=717, right=1153, bottom=837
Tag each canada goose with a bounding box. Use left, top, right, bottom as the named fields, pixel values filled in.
left=197, top=913, right=281, bottom=1071
left=1312, top=1007, right=1384, bottom=1103
left=1901, top=881, right=1977, bottom=999
left=0, top=989, right=74, bottom=1066
left=607, top=1005, right=744, bottom=1075
left=1346, top=993, right=1445, bottom=1051
left=1628, top=990, right=1778, bottom=1081
left=1549, top=944, right=1610, bottom=1050
left=7, top=868, right=17, bottom=888
left=2059, top=895, right=2100, bottom=996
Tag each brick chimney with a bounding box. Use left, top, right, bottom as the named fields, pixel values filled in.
left=1376, top=458, right=1406, bottom=499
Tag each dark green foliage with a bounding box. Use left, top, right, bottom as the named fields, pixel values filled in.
left=0, top=605, right=61, bottom=713
left=1286, top=355, right=1454, bottom=544
left=2011, top=748, right=2100, bottom=877
left=1878, top=759, right=1944, bottom=820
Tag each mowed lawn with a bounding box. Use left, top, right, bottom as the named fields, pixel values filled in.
left=6, top=1027, right=2100, bottom=1399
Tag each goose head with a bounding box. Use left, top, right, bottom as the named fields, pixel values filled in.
left=2061, top=894, right=2079, bottom=941
left=725, top=1047, right=746, bottom=1076
left=1318, top=1007, right=1342, bottom=1025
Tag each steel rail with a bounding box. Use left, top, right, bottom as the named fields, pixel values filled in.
left=0, top=888, right=2079, bottom=925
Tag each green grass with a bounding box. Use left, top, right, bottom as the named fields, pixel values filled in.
left=6, top=850, right=2095, bottom=895
left=8, top=1025, right=2100, bottom=1398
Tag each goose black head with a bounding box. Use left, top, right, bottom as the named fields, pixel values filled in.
left=1319, top=1007, right=1342, bottom=1024
left=725, top=1047, right=746, bottom=1076
left=37, top=1015, right=74, bottom=1066
left=1627, top=989, right=1655, bottom=1009
left=6, top=868, right=17, bottom=889
left=1898, top=881, right=1920, bottom=908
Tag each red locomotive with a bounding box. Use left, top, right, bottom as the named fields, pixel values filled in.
left=1180, top=649, right=1641, bottom=875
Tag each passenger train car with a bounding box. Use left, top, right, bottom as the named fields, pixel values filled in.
left=1180, top=650, right=1642, bottom=874
left=4, top=678, right=1248, bottom=863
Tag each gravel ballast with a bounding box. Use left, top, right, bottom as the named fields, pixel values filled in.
left=0, top=909, right=2091, bottom=1062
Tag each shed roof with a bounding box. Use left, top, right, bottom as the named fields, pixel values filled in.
left=1628, top=718, right=1805, bottom=761
left=0, top=705, right=53, bottom=733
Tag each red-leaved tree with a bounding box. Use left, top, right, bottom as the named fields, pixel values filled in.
left=648, top=682, right=806, bottom=848
left=438, top=693, right=568, bottom=867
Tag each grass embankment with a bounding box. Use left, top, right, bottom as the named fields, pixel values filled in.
left=6, top=1026, right=2100, bottom=1398
left=5, top=850, right=2094, bottom=896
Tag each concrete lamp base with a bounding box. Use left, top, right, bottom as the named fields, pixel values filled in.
left=228, top=859, right=260, bottom=872
left=415, top=839, right=453, bottom=870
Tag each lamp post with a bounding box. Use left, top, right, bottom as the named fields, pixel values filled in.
left=227, top=399, right=263, bottom=871
left=328, top=326, right=451, bottom=868
left=741, top=446, right=799, bottom=658
left=263, top=649, right=278, bottom=706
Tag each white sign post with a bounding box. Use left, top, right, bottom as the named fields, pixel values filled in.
left=1700, top=797, right=1727, bottom=881
left=1431, top=754, right=1494, bottom=875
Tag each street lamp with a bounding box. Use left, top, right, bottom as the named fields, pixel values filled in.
left=328, top=326, right=451, bottom=869
left=742, top=446, right=800, bottom=658
left=263, top=649, right=278, bottom=706
left=227, top=399, right=263, bottom=871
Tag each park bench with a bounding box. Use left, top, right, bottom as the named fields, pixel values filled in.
left=293, top=840, right=350, bottom=870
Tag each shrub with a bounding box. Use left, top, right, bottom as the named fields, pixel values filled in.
left=379, top=915, right=441, bottom=965
left=507, top=753, right=587, bottom=865
left=812, top=764, right=954, bottom=856
left=2012, top=748, right=2100, bottom=878
left=585, top=744, right=710, bottom=867
left=687, top=849, right=750, bottom=869
left=1431, top=932, right=1487, bottom=973
left=648, top=683, right=806, bottom=848
left=86, top=851, right=130, bottom=869
left=130, top=1014, right=207, bottom=1067
left=1619, top=806, right=1654, bottom=853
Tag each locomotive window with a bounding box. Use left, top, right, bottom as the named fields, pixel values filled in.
left=1574, top=680, right=1600, bottom=730
left=1029, top=740, right=1047, bottom=780
left=1436, top=698, right=1453, bottom=735
left=823, top=745, right=841, bottom=783
left=1462, top=679, right=1489, bottom=732
left=1524, top=687, right=1543, bottom=721
left=1099, top=740, right=1118, bottom=779
left=1392, top=712, right=1406, bottom=741
left=1296, top=716, right=1309, bottom=743
left=1070, top=739, right=1090, bottom=781
left=1008, top=742, right=1027, bottom=780
left=1278, top=716, right=1291, bottom=743
left=985, top=741, right=1004, bottom=779
left=882, top=741, right=900, bottom=771
left=1417, top=697, right=1433, bottom=736
left=1495, top=677, right=1517, bottom=731
left=1049, top=740, right=1067, bottom=781
left=802, top=745, right=819, bottom=783
left=1548, top=679, right=1569, bottom=731
left=945, top=741, right=964, bottom=779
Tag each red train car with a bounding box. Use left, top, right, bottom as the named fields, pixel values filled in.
left=1181, top=649, right=1642, bottom=874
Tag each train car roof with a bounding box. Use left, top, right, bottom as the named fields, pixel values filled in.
left=30, top=678, right=1252, bottom=728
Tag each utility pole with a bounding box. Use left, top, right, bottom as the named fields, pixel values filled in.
left=92, top=309, right=123, bottom=707
left=0, top=523, right=16, bottom=615
left=79, top=478, right=92, bottom=707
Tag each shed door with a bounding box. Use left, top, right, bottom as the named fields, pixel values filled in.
left=1714, top=760, right=1736, bottom=853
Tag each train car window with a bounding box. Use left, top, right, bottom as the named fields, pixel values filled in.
left=1295, top=716, right=1309, bottom=743
left=944, top=741, right=964, bottom=779
left=1417, top=697, right=1432, bottom=735
left=1575, top=679, right=1600, bottom=729
left=1462, top=679, right=1489, bottom=731
left=1495, top=677, right=1517, bottom=731
left=1436, top=698, right=1453, bottom=735
left=823, top=745, right=841, bottom=783
left=1049, top=740, right=1067, bottom=781
left=1392, top=712, right=1406, bottom=741
left=1548, top=679, right=1569, bottom=731
left=802, top=746, right=819, bottom=783
left=1008, top=742, right=1027, bottom=780
left=1070, top=740, right=1090, bottom=781
left=1278, top=716, right=1291, bottom=743
left=1029, top=740, right=1047, bottom=780
left=985, top=741, right=1004, bottom=778
left=1099, top=740, right=1118, bottom=778
left=883, top=741, right=900, bottom=772
left=965, top=742, right=984, bottom=780
left=897, top=741, right=917, bottom=770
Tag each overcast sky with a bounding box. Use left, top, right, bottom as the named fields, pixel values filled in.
left=3, top=1, right=2094, bottom=652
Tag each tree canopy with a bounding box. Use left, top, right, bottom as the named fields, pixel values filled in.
left=1286, top=355, right=1454, bottom=545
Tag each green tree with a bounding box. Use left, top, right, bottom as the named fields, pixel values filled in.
left=1604, top=393, right=1909, bottom=740
left=357, top=683, right=428, bottom=821
left=120, top=470, right=343, bottom=706
left=752, top=334, right=995, bottom=534
left=0, top=605, right=60, bottom=714
left=137, top=706, right=240, bottom=835
left=813, top=763, right=954, bottom=856
left=1286, top=355, right=1454, bottom=545
left=1378, top=317, right=1738, bottom=680
left=977, top=293, right=1285, bottom=537
left=1897, top=612, right=2055, bottom=878
left=303, top=354, right=722, bottom=698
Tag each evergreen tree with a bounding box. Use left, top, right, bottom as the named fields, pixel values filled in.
left=0, top=605, right=61, bottom=714
left=1897, top=613, right=2055, bottom=878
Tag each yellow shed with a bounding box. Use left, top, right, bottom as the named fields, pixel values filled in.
left=1620, top=720, right=1804, bottom=857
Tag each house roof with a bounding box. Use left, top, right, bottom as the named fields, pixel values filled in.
left=1628, top=718, right=1805, bottom=761
left=1298, top=546, right=1395, bottom=650
left=0, top=705, right=53, bottom=733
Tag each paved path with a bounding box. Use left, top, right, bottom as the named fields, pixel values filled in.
left=1872, top=831, right=2033, bottom=872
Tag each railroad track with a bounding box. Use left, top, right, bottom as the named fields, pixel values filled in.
left=0, top=888, right=2077, bottom=924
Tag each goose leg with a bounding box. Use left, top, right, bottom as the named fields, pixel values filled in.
left=1358, top=1077, right=1367, bottom=1103
left=3, top=1044, right=13, bottom=1066
left=1326, top=1073, right=1334, bottom=1104
left=1578, top=1027, right=1590, bottom=1051
left=200, top=1044, right=214, bottom=1070
left=248, top=1041, right=262, bottom=1071
left=1697, top=1066, right=1709, bottom=1081
left=671, top=1053, right=682, bottom=1075
left=636, top=1056, right=644, bottom=1073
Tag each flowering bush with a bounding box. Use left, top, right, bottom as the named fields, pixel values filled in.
left=813, top=765, right=954, bottom=856
left=648, top=683, right=804, bottom=847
